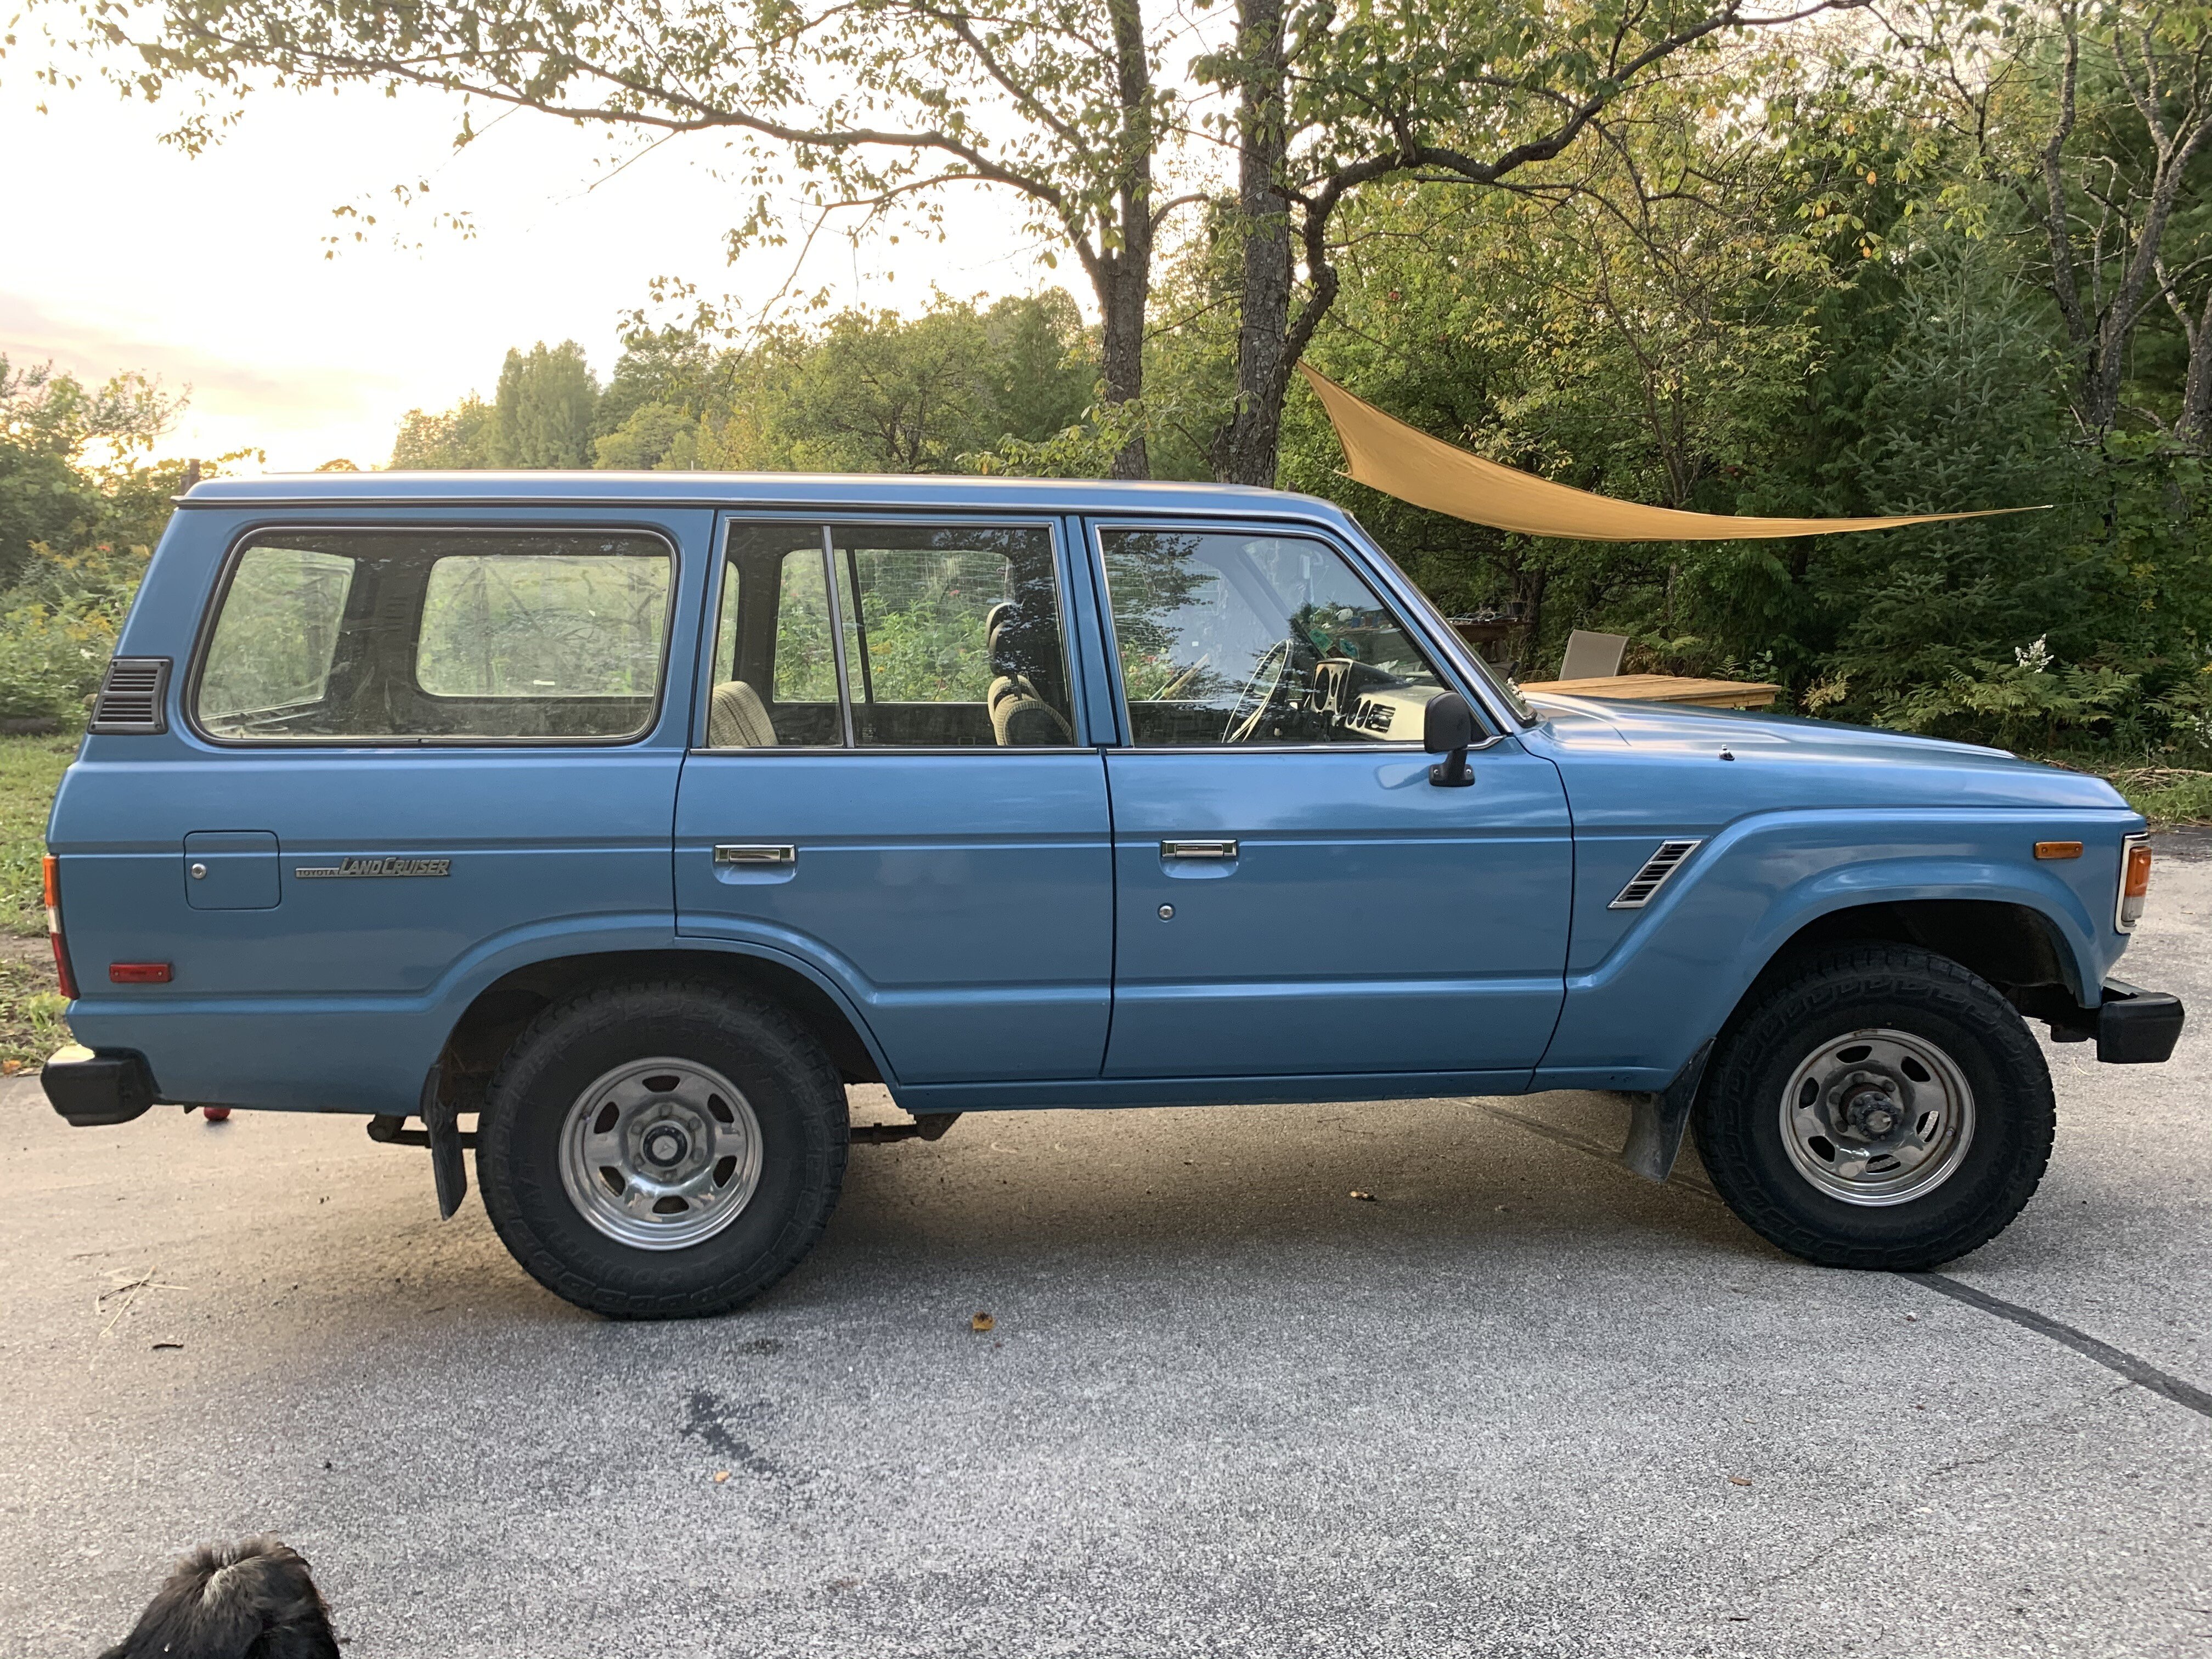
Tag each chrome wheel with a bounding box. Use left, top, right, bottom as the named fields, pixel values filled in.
left=1778, top=1028, right=1976, bottom=1207
left=558, top=1056, right=764, bottom=1250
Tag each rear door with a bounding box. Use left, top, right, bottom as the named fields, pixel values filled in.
left=1089, top=520, right=1572, bottom=1082
left=672, top=515, right=1113, bottom=1084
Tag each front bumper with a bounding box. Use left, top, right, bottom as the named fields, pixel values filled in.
left=41, top=1045, right=159, bottom=1126
left=2049, top=979, right=2187, bottom=1064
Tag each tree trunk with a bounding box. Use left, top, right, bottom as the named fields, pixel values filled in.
left=1098, top=250, right=1152, bottom=478
left=2184, top=285, right=2212, bottom=448
left=1098, top=0, right=1155, bottom=481
left=1209, top=0, right=1291, bottom=487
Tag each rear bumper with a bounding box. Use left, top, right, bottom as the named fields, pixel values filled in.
left=41, top=1045, right=160, bottom=1126
left=2068, top=979, right=2187, bottom=1064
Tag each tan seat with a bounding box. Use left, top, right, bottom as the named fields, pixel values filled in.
left=985, top=607, right=1073, bottom=746
left=707, top=680, right=778, bottom=748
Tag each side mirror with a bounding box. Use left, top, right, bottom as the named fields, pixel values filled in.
left=1424, top=691, right=1478, bottom=787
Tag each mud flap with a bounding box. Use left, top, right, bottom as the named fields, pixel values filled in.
left=1620, top=1040, right=1712, bottom=1184
left=421, top=1064, right=469, bottom=1220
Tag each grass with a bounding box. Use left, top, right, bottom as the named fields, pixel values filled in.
left=2, top=732, right=76, bottom=937
left=2106, top=767, right=2212, bottom=828
left=0, top=943, right=70, bottom=1073
left=1, top=733, right=77, bottom=1071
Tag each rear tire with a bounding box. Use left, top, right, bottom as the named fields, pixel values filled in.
left=477, top=980, right=848, bottom=1318
left=1694, top=945, right=2055, bottom=1270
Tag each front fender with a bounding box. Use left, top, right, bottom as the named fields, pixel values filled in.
left=1534, top=807, right=2134, bottom=1091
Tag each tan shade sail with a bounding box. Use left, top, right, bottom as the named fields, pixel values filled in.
left=1298, top=364, right=2041, bottom=541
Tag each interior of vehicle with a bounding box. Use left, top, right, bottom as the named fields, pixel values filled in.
left=194, top=530, right=673, bottom=742
left=193, top=521, right=1453, bottom=752
left=1098, top=528, right=1449, bottom=747
left=706, top=522, right=1075, bottom=748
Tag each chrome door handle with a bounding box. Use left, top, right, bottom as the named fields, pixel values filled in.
left=1160, top=839, right=1239, bottom=860
left=714, top=844, right=797, bottom=866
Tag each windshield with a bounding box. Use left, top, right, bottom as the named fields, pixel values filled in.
left=1341, top=519, right=1538, bottom=726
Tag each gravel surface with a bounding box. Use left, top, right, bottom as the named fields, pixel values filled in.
left=3, top=840, right=2206, bottom=1658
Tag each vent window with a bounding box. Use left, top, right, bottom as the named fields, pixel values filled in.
left=88, top=657, right=170, bottom=734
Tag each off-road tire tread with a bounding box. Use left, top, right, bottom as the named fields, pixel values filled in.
left=1694, top=944, right=2055, bottom=1271
left=478, top=978, right=848, bottom=1319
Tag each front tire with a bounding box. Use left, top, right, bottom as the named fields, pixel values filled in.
left=477, top=980, right=848, bottom=1318
left=1694, top=945, right=2055, bottom=1270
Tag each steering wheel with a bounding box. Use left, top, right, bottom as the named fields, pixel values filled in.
left=1222, top=637, right=1304, bottom=743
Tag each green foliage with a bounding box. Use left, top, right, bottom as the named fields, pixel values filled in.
left=491, top=342, right=599, bottom=468
left=390, top=397, right=495, bottom=469
left=1, top=357, right=179, bottom=589
left=2111, top=768, right=2212, bottom=826
left=1, top=733, right=77, bottom=936
left=399, top=292, right=1097, bottom=480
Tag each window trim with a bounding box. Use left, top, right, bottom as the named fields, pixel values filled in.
left=1086, top=517, right=1506, bottom=755
left=695, top=514, right=1088, bottom=754
left=185, top=523, right=682, bottom=749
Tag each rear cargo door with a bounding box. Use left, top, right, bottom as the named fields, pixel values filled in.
left=51, top=510, right=704, bottom=1109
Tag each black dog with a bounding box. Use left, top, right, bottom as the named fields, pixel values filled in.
left=98, top=1536, right=338, bottom=1659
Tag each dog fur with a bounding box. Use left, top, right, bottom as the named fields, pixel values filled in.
left=97, top=1536, right=338, bottom=1659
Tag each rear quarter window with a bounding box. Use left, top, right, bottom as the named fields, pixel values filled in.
left=193, top=528, right=674, bottom=744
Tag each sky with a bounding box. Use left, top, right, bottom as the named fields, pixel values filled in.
left=0, top=69, right=1061, bottom=471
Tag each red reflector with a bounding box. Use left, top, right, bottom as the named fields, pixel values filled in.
left=109, top=962, right=173, bottom=984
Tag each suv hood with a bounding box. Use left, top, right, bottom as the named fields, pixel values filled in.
left=1527, top=692, right=2128, bottom=810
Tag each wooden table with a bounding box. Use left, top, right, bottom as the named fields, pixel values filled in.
left=1517, top=673, right=1781, bottom=709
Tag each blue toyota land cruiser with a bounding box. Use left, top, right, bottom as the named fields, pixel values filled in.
left=38, top=473, right=2183, bottom=1317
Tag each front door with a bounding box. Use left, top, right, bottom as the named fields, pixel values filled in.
left=1091, top=522, right=1572, bottom=1081
left=673, top=516, right=1113, bottom=1084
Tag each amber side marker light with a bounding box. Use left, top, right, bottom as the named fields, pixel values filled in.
left=2035, top=840, right=2084, bottom=860
left=42, top=854, right=78, bottom=1001
left=2118, top=835, right=2154, bottom=932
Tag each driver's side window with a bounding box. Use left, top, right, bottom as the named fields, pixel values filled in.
left=1098, top=527, right=1449, bottom=747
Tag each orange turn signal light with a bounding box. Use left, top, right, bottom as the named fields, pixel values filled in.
left=2124, top=841, right=2154, bottom=898
left=2034, top=840, right=2083, bottom=860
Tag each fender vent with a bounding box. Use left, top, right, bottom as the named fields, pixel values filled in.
left=1610, top=839, right=1702, bottom=909
left=89, top=657, right=170, bottom=735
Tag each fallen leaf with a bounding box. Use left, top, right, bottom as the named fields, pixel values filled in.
left=1728, top=1475, right=1753, bottom=1487
left=712, top=1470, right=730, bottom=1484
left=970, top=1312, right=995, bottom=1333
left=1, top=1059, right=21, bottom=1075
left=1350, top=1190, right=1377, bottom=1202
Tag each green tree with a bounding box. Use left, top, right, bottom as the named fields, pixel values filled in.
left=492, top=342, right=599, bottom=468
left=389, top=397, right=495, bottom=469
left=1, top=358, right=179, bottom=587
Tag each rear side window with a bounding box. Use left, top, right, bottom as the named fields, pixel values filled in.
left=194, top=529, right=674, bottom=743
left=707, top=521, right=1073, bottom=749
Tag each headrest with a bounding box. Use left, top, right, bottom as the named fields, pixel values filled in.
left=989, top=603, right=1032, bottom=679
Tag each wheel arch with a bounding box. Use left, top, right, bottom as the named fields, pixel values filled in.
left=1723, top=897, right=2083, bottom=1049
left=435, top=946, right=887, bottom=1111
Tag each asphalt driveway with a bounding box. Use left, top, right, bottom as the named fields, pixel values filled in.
left=3, top=840, right=2207, bottom=1658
